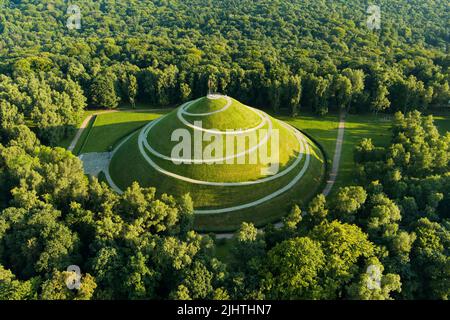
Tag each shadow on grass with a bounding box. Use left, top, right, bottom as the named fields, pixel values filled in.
left=79, top=120, right=151, bottom=154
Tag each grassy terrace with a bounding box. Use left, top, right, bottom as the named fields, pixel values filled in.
left=109, top=130, right=325, bottom=232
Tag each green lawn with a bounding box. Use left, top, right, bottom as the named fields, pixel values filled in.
left=434, top=115, right=450, bottom=134
left=281, top=112, right=340, bottom=164
left=145, top=110, right=302, bottom=183
left=336, top=114, right=392, bottom=190
left=281, top=112, right=393, bottom=193
left=79, top=110, right=170, bottom=153
left=110, top=129, right=325, bottom=232
left=81, top=106, right=447, bottom=232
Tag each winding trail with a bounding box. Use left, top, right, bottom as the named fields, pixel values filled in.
left=91, top=99, right=347, bottom=238
left=68, top=114, right=95, bottom=152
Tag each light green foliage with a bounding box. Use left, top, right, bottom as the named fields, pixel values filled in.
left=0, top=205, right=80, bottom=278
left=346, top=258, right=401, bottom=300
left=0, top=265, right=37, bottom=300
left=40, top=271, right=97, bottom=300
left=264, top=237, right=325, bottom=299
left=307, top=194, right=328, bottom=223
left=367, top=193, right=402, bottom=238
left=282, top=205, right=302, bottom=231
left=0, top=0, right=448, bottom=301
left=310, top=221, right=376, bottom=297
left=333, top=186, right=368, bottom=222
left=412, top=219, right=450, bottom=300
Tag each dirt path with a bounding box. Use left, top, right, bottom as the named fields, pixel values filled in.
left=68, top=115, right=94, bottom=152
left=68, top=111, right=115, bottom=152
left=77, top=107, right=346, bottom=239
left=322, top=112, right=346, bottom=197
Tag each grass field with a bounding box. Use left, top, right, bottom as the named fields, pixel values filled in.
left=283, top=112, right=392, bottom=192
left=281, top=113, right=340, bottom=164
left=109, top=130, right=325, bottom=231
left=144, top=111, right=302, bottom=183
left=335, top=112, right=448, bottom=191
left=80, top=110, right=169, bottom=153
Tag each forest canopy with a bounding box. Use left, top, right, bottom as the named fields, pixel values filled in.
left=0, top=0, right=449, bottom=301
left=0, top=0, right=448, bottom=144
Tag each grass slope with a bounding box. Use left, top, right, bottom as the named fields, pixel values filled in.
left=184, top=97, right=261, bottom=130
left=434, top=114, right=450, bottom=134
left=146, top=114, right=301, bottom=183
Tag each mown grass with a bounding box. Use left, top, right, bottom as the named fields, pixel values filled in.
left=105, top=105, right=327, bottom=231
left=335, top=114, right=392, bottom=190
left=184, top=97, right=261, bottom=130
left=72, top=105, right=448, bottom=233
left=281, top=112, right=339, bottom=164
left=80, top=110, right=170, bottom=153
left=434, top=114, right=450, bottom=134
left=193, top=141, right=325, bottom=232
left=145, top=114, right=301, bottom=183
left=283, top=112, right=394, bottom=193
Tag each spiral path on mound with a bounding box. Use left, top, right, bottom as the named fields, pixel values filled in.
left=109, top=95, right=312, bottom=214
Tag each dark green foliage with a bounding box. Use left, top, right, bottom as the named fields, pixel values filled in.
left=354, top=112, right=450, bottom=299
left=0, top=0, right=447, bottom=117
left=0, top=0, right=448, bottom=300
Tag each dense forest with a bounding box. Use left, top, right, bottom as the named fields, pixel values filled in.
left=0, top=0, right=448, bottom=144
left=0, top=0, right=449, bottom=300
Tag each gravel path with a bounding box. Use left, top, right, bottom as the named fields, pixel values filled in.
left=68, top=115, right=94, bottom=152
left=322, top=112, right=346, bottom=197
left=107, top=96, right=312, bottom=214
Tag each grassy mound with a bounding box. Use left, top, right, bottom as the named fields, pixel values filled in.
left=108, top=96, right=326, bottom=231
